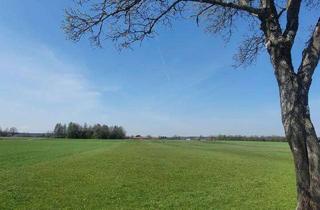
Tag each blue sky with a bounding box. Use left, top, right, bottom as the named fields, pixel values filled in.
left=0, top=0, right=319, bottom=136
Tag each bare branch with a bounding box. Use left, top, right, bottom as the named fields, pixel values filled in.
left=277, top=7, right=286, bottom=19
left=194, top=4, right=214, bottom=26
left=259, top=0, right=283, bottom=37
left=233, top=33, right=265, bottom=67
left=64, top=0, right=262, bottom=48
left=64, top=0, right=192, bottom=48
left=283, top=0, right=302, bottom=47
left=199, top=6, right=239, bottom=40
left=298, top=18, right=320, bottom=88
left=188, top=0, right=261, bottom=16
left=305, top=0, right=320, bottom=9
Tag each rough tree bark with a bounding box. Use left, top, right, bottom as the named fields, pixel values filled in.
left=278, top=69, right=320, bottom=210
left=255, top=0, right=320, bottom=207
left=264, top=11, right=320, bottom=208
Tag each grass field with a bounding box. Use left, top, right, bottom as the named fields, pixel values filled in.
left=0, top=139, right=296, bottom=209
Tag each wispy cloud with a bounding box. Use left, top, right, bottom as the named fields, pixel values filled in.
left=0, top=38, right=107, bottom=132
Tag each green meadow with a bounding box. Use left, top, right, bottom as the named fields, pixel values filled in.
left=0, top=139, right=296, bottom=209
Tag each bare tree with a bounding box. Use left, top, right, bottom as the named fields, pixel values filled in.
left=9, top=127, right=18, bottom=136
left=63, top=0, right=320, bottom=209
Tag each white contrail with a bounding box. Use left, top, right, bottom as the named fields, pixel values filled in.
left=155, top=38, right=171, bottom=81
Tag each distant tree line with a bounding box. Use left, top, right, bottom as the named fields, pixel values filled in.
left=0, top=127, right=18, bottom=137
left=53, top=122, right=126, bottom=139
left=154, top=135, right=287, bottom=142
left=208, top=135, right=286, bottom=142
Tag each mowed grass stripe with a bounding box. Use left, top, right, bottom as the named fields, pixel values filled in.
left=0, top=140, right=296, bottom=209
left=0, top=139, right=124, bottom=170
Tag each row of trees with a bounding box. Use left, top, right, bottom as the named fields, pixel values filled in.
left=0, top=127, right=18, bottom=137
left=209, top=135, right=286, bottom=142
left=156, top=135, right=286, bottom=142
left=53, top=123, right=126, bottom=139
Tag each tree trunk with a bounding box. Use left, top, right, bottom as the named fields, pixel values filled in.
left=277, top=70, right=320, bottom=210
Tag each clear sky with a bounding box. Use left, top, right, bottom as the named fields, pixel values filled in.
left=0, top=0, right=319, bottom=136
